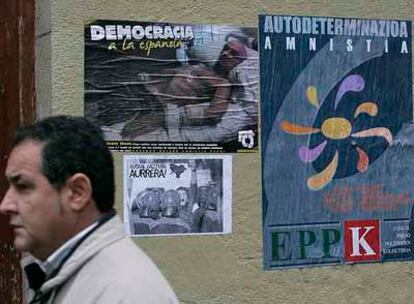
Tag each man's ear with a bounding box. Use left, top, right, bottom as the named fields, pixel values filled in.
left=63, top=173, right=92, bottom=212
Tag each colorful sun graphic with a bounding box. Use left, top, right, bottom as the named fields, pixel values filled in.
left=280, top=74, right=393, bottom=191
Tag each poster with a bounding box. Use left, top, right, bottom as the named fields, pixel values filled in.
left=124, top=155, right=232, bottom=236
left=85, top=20, right=258, bottom=153
left=260, top=15, right=413, bottom=269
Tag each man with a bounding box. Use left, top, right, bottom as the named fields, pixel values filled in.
left=121, top=32, right=258, bottom=144
left=178, top=33, right=259, bottom=143
left=0, top=116, right=178, bottom=304
left=120, top=63, right=231, bottom=139
left=151, top=190, right=191, bottom=234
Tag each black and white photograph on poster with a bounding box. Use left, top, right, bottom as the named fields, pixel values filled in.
left=124, top=155, right=232, bottom=236
left=85, top=20, right=258, bottom=153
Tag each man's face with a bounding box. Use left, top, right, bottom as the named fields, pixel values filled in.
left=177, top=189, right=189, bottom=207
left=218, top=40, right=247, bottom=74
left=0, top=140, right=72, bottom=260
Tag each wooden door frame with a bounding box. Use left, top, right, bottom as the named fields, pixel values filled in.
left=0, top=0, right=36, bottom=303
left=0, top=0, right=35, bottom=239
left=17, top=0, right=36, bottom=125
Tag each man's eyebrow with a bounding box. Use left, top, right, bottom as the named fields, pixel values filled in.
left=7, top=174, right=22, bottom=184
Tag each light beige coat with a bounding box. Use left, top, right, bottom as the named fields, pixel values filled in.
left=25, top=216, right=178, bottom=304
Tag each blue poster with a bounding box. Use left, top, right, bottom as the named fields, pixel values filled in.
left=260, top=15, right=413, bottom=269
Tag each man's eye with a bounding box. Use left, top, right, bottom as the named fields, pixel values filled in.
left=15, top=183, right=30, bottom=191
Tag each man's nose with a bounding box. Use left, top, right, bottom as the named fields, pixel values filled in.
left=0, top=188, right=17, bottom=214
left=222, top=49, right=231, bottom=57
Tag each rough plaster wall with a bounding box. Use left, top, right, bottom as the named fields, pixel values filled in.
left=41, top=0, right=414, bottom=303
left=35, top=0, right=52, bottom=119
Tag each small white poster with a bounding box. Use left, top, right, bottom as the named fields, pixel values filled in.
left=124, top=154, right=232, bottom=236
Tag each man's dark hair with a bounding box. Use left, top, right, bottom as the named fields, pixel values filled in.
left=176, top=187, right=189, bottom=194
left=12, top=115, right=115, bottom=212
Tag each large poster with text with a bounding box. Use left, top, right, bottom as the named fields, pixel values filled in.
left=85, top=20, right=258, bottom=153
left=124, top=155, right=232, bottom=236
left=260, top=15, right=413, bottom=269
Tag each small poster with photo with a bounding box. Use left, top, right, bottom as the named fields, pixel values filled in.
left=124, top=154, right=232, bottom=236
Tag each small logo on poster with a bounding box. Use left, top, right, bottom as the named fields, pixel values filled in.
left=344, top=220, right=381, bottom=262
left=238, top=130, right=255, bottom=148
